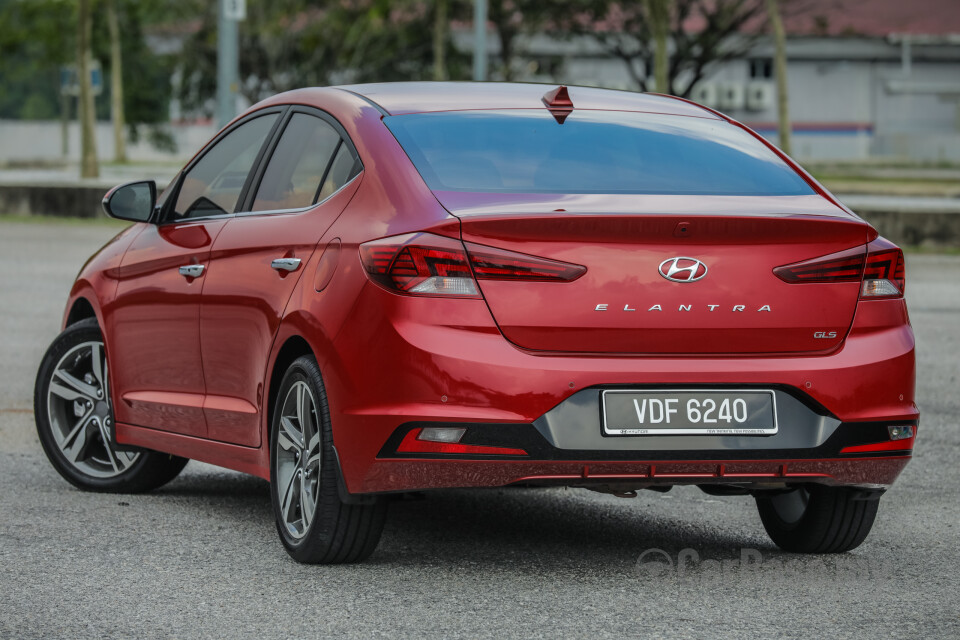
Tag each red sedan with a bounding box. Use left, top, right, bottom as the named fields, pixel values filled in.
left=35, top=83, right=917, bottom=563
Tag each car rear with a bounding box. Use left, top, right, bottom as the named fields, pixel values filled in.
left=327, top=85, right=916, bottom=551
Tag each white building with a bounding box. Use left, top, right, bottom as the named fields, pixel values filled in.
left=462, top=0, right=960, bottom=162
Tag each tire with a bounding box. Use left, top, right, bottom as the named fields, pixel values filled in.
left=755, top=484, right=880, bottom=553
left=270, top=355, right=387, bottom=564
left=34, top=318, right=189, bottom=493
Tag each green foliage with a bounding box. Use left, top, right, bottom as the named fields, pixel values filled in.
left=172, top=0, right=471, bottom=116
left=0, top=0, right=76, bottom=119
left=0, top=0, right=172, bottom=146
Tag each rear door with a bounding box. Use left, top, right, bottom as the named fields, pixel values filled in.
left=199, top=108, right=363, bottom=446
left=110, top=110, right=281, bottom=437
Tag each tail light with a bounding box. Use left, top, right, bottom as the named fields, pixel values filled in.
left=772, top=246, right=865, bottom=284
left=359, top=232, right=585, bottom=297
left=773, top=238, right=904, bottom=299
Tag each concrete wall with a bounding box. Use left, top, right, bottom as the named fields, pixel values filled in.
left=0, top=183, right=108, bottom=218
left=0, top=120, right=217, bottom=165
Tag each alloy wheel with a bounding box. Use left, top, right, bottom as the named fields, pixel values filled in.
left=46, top=341, right=139, bottom=478
left=275, top=380, right=322, bottom=540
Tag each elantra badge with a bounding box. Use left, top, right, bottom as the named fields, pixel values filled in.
left=659, top=257, right=707, bottom=283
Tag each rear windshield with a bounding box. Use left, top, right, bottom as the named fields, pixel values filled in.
left=384, top=109, right=813, bottom=196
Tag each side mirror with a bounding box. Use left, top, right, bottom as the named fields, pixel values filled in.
left=102, top=180, right=157, bottom=223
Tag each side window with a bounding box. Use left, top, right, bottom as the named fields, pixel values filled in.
left=173, top=113, right=278, bottom=220
left=252, top=113, right=342, bottom=212
left=316, top=142, right=360, bottom=202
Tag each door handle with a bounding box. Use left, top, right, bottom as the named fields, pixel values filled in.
left=178, top=264, right=205, bottom=278
left=271, top=258, right=302, bottom=272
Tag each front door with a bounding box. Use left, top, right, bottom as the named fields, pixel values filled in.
left=109, top=111, right=281, bottom=437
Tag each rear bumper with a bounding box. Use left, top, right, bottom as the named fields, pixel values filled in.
left=324, top=285, right=916, bottom=494
left=358, top=456, right=911, bottom=493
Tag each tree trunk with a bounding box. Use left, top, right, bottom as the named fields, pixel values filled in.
left=433, top=0, right=448, bottom=81
left=78, top=0, right=99, bottom=178
left=766, top=0, right=791, bottom=155
left=647, top=0, right=669, bottom=93
left=107, top=0, right=127, bottom=163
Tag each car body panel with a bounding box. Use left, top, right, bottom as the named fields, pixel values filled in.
left=198, top=178, right=362, bottom=446
left=110, top=219, right=229, bottom=437
left=338, top=81, right=722, bottom=118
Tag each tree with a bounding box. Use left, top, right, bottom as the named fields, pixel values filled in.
left=0, top=0, right=75, bottom=119
left=578, top=0, right=767, bottom=97
left=77, top=0, right=98, bottom=178
left=106, top=0, right=127, bottom=162
left=0, top=0, right=174, bottom=153
left=433, top=0, right=448, bottom=80
left=486, top=0, right=558, bottom=81
left=765, top=0, right=791, bottom=154
left=172, top=0, right=470, bottom=116
left=646, top=0, right=669, bottom=92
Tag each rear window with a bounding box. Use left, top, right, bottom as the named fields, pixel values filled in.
left=384, top=110, right=813, bottom=196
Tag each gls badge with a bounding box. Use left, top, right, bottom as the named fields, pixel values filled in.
left=813, top=331, right=837, bottom=339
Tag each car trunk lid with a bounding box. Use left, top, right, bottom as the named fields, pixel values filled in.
left=438, top=192, right=874, bottom=355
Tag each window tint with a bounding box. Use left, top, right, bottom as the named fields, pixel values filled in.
left=316, top=142, right=359, bottom=202
left=252, top=113, right=342, bottom=212
left=173, top=113, right=278, bottom=219
left=384, top=110, right=813, bottom=197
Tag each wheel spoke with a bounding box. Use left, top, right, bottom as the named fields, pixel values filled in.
left=280, top=470, right=300, bottom=525
left=94, top=419, right=121, bottom=473
left=64, top=420, right=95, bottom=463
left=61, top=410, right=93, bottom=449
left=90, top=342, right=105, bottom=389
left=49, top=381, right=88, bottom=403
left=54, top=369, right=99, bottom=400
left=296, top=384, right=308, bottom=434
left=300, top=477, right=315, bottom=529
left=279, top=416, right=302, bottom=451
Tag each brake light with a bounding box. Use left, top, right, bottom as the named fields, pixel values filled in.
left=773, top=246, right=865, bottom=284
left=359, top=232, right=585, bottom=297
left=773, top=238, right=905, bottom=299
left=860, top=238, right=905, bottom=298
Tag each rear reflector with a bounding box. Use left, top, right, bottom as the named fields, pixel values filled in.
left=840, top=438, right=915, bottom=454
left=773, top=237, right=905, bottom=299
left=360, top=232, right=584, bottom=297
left=397, top=428, right=528, bottom=456
left=841, top=424, right=916, bottom=454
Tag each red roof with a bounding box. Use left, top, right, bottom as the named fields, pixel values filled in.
left=781, top=0, right=960, bottom=37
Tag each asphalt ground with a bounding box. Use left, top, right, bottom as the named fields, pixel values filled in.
left=0, top=220, right=958, bottom=639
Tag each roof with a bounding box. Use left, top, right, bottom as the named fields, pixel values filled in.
left=337, top=82, right=720, bottom=119
left=781, top=0, right=960, bottom=38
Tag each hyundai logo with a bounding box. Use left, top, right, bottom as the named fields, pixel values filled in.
left=658, top=257, right=708, bottom=283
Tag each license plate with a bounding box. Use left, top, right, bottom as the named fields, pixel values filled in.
left=601, top=389, right=777, bottom=436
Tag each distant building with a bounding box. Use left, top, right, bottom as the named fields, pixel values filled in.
left=460, top=0, right=960, bottom=162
